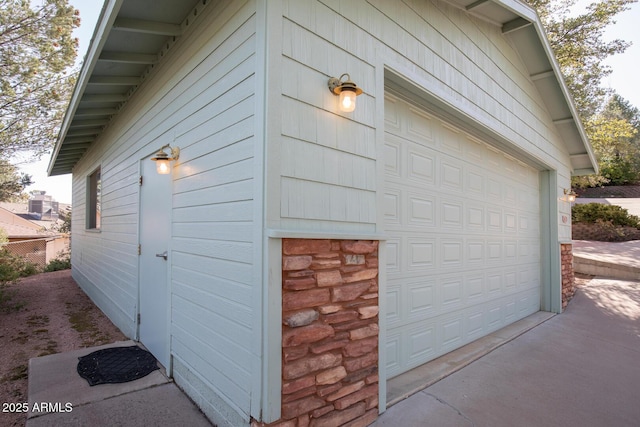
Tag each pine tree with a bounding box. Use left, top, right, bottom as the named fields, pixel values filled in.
left=0, top=0, right=80, bottom=158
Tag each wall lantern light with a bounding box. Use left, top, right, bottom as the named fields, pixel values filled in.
left=561, top=188, right=577, bottom=203
left=150, top=144, right=180, bottom=175
left=328, top=73, right=363, bottom=113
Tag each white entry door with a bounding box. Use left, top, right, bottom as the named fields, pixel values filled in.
left=384, top=94, right=541, bottom=379
left=139, top=156, right=172, bottom=368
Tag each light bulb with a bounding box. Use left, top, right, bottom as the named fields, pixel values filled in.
left=339, top=90, right=357, bottom=112
left=156, top=159, right=171, bottom=174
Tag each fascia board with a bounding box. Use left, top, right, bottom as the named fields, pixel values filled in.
left=493, top=0, right=598, bottom=174
left=48, top=0, right=125, bottom=176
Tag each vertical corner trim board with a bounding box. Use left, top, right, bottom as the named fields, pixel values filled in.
left=255, top=239, right=380, bottom=427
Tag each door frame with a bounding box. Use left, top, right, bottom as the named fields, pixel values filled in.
left=137, top=152, right=173, bottom=374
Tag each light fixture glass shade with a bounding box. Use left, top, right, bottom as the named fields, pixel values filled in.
left=155, top=159, right=171, bottom=174
left=339, top=89, right=357, bottom=112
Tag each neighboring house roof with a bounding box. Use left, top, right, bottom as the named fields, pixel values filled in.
left=48, top=0, right=597, bottom=176
left=0, top=202, right=69, bottom=231
left=0, top=206, right=48, bottom=239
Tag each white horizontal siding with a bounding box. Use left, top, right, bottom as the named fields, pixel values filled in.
left=272, top=0, right=574, bottom=232
left=71, top=0, right=258, bottom=422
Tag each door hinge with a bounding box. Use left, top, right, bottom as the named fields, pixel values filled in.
left=137, top=313, right=141, bottom=324
left=139, top=175, right=143, bottom=186
left=138, top=244, right=141, bottom=255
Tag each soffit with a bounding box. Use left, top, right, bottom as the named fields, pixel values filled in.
left=48, top=0, right=207, bottom=176
left=50, top=0, right=597, bottom=176
left=446, top=0, right=597, bottom=175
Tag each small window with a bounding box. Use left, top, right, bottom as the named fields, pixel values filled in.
left=87, top=167, right=101, bottom=230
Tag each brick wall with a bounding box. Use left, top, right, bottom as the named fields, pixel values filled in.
left=561, top=243, right=575, bottom=310
left=254, top=239, right=380, bottom=427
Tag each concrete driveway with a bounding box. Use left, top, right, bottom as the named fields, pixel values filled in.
left=373, top=277, right=640, bottom=427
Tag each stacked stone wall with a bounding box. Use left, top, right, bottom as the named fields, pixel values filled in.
left=254, top=239, right=379, bottom=427
left=561, top=243, right=575, bottom=310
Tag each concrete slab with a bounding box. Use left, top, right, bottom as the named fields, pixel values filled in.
left=573, top=240, right=640, bottom=280
left=372, top=391, right=473, bottom=427
left=377, top=277, right=640, bottom=426
left=27, top=340, right=211, bottom=426
left=27, top=341, right=169, bottom=419
left=26, top=383, right=211, bottom=427
left=573, top=240, right=640, bottom=269
left=386, top=311, right=554, bottom=406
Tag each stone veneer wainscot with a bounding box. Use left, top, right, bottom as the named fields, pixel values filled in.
left=254, top=239, right=380, bottom=427
left=561, top=243, right=575, bottom=310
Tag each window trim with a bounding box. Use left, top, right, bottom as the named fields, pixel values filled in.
left=86, top=167, right=101, bottom=230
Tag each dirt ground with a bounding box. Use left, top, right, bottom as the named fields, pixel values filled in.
left=0, top=270, right=126, bottom=427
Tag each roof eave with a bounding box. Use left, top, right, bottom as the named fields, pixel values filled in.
left=495, top=0, right=598, bottom=175
left=48, top=0, right=125, bottom=176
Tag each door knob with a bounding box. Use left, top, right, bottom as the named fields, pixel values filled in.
left=155, top=251, right=168, bottom=260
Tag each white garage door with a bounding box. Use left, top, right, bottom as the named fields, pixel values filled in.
left=384, top=94, right=541, bottom=379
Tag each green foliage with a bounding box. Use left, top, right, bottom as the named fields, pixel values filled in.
left=571, top=174, right=609, bottom=189
left=0, top=248, right=40, bottom=285
left=0, top=159, right=33, bottom=201
left=574, top=94, right=640, bottom=186
left=527, top=0, right=634, bottom=119
left=572, top=202, right=640, bottom=227
left=0, top=0, right=80, bottom=157
left=527, top=1, right=640, bottom=186
left=0, top=247, right=39, bottom=311
left=55, top=206, right=71, bottom=233
left=599, top=156, right=637, bottom=185
left=45, top=250, right=71, bottom=272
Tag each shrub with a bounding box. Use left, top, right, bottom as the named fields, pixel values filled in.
left=45, top=250, right=71, bottom=272
left=0, top=248, right=41, bottom=285
left=0, top=248, right=39, bottom=311
left=572, top=203, right=640, bottom=228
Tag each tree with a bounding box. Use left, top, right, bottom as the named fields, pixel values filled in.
left=572, top=93, right=640, bottom=187
left=0, top=0, right=80, bottom=158
left=0, top=159, right=33, bottom=202
left=601, top=93, right=640, bottom=130
left=527, top=0, right=634, bottom=119
left=56, top=205, right=71, bottom=233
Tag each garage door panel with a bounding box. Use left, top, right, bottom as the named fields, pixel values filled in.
left=466, top=204, right=485, bottom=230
left=384, top=94, right=541, bottom=379
left=386, top=238, right=400, bottom=274
left=406, top=106, right=436, bottom=145
left=407, top=237, right=435, bottom=270
left=408, top=149, right=436, bottom=185
left=441, top=199, right=464, bottom=229
left=408, top=193, right=436, bottom=227
left=384, top=187, right=402, bottom=225
left=440, top=160, right=464, bottom=192
left=384, top=136, right=402, bottom=176
left=385, top=333, right=401, bottom=373
left=386, top=285, right=401, bottom=325
left=407, top=279, right=436, bottom=318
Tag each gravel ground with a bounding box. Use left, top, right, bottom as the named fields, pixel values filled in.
left=0, top=270, right=126, bottom=427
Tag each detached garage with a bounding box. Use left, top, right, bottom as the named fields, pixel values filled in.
left=49, top=0, right=596, bottom=425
